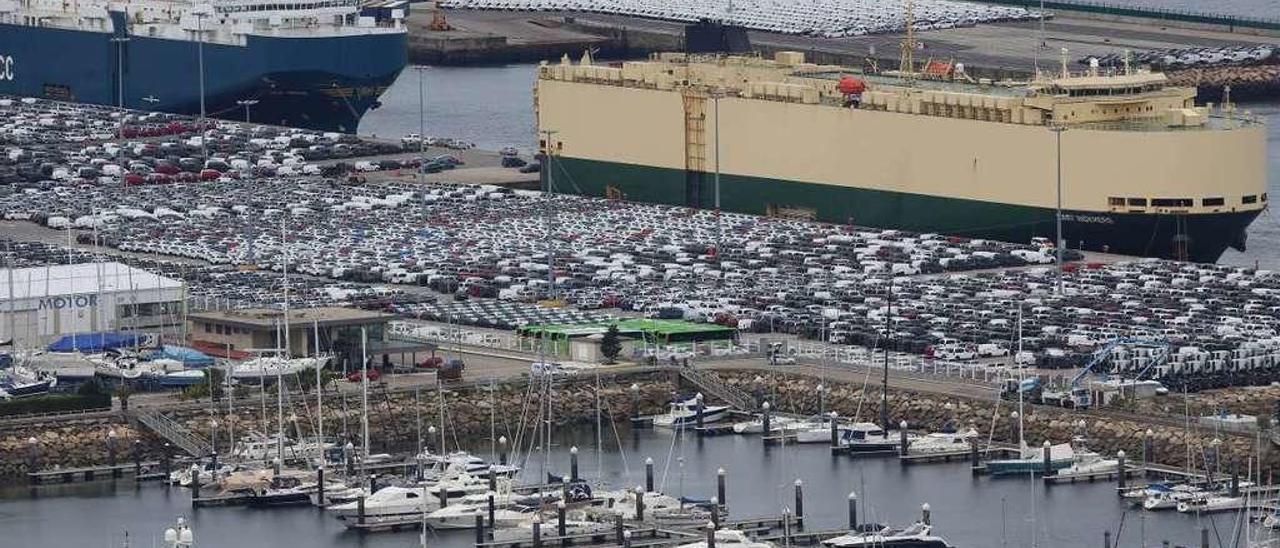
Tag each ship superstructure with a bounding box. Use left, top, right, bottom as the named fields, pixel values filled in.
left=534, top=51, right=1267, bottom=262
left=0, top=0, right=407, bottom=131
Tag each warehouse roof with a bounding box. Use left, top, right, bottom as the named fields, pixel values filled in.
left=190, top=307, right=398, bottom=330
left=517, top=318, right=736, bottom=342
left=0, top=262, right=182, bottom=300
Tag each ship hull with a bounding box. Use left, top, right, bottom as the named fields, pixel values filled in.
left=548, top=156, right=1260, bottom=263
left=0, top=22, right=406, bottom=132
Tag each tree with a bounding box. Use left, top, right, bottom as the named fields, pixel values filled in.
left=600, top=324, right=622, bottom=365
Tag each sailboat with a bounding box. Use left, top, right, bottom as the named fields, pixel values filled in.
left=0, top=360, right=57, bottom=399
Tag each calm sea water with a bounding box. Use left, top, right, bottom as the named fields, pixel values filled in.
left=0, top=427, right=1242, bottom=547
left=1096, top=0, right=1280, bottom=19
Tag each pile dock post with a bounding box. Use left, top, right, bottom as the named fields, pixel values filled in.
left=1117, top=451, right=1127, bottom=490
left=557, top=501, right=567, bottom=536
left=848, top=492, right=858, bottom=529
left=794, top=479, right=804, bottom=528
left=645, top=458, right=655, bottom=492
left=569, top=446, right=579, bottom=482
left=717, top=468, right=727, bottom=510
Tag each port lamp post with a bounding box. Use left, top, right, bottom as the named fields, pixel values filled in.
left=236, top=99, right=259, bottom=124
left=414, top=66, right=428, bottom=184
left=1050, top=124, right=1067, bottom=294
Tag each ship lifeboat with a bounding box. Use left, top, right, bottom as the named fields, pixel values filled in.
left=837, top=76, right=866, bottom=96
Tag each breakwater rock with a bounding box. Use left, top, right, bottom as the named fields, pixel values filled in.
left=0, top=372, right=677, bottom=483
left=712, top=370, right=1272, bottom=473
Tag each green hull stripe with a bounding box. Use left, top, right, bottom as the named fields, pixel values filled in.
left=550, top=156, right=1055, bottom=242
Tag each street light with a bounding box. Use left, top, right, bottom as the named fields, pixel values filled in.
left=110, top=36, right=131, bottom=138
left=711, top=88, right=725, bottom=282
left=236, top=99, right=259, bottom=124
left=192, top=10, right=210, bottom=165
left=1050, top=124, right=1067, bottom=295
left=414, top=66, right=428, bottom=184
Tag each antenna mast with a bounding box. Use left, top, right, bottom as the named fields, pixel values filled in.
left=899, top=0, right=916, bottom=85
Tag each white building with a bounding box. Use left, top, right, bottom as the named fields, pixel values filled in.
left=0, top=262, right=185, bottom=349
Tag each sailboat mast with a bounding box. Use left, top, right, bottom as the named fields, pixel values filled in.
left=880, top=275, right=892, bottom=431
left=281, top=215, right=291, bottom=358
left=437, top=374, right=445, bottom=453
left=361, top=327, right=370, bottom=461
left=314, top=319, right=322, bottom=466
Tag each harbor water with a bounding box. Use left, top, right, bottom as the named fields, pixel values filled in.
left=0, top=427, right=1240, bottom=547
left=363, top=64, right=1280, bottom=270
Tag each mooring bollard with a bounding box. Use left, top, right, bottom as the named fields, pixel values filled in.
left=921, top=503, right=931, bottom=526
left=499, top=436, right=508, bottom=465
left=345, top=442, right=355, bottom=476
left=190, top=464, right=201, bottom=504
left=1231, top=460, right=1240, bottom=498
left=762, top=402, right=772, bottom=435
left=899, top=421, right=909, bottom=456
left=133, top=440, right=142, bottom=481
left=27, top=437, right=40, bottom=477
left=488, top=491, right=496, bottom=528
left=630, top=384, right=641, bottom=421
left=793, top=479, right=804, bottom=527
left=696, top=393, right=705, bottom=430
left=1042, top=441, right=1052, bottom=477
left=557, top=500, right=567, bottom=536
left=645, top=458, right=655, bottom=492
left=848, top=491, right=858, bottom=530
left=570, top=446, right=579, bottom=482
left=1117, top=451, right=1127, bottom=490
left=1143, top=429, right=1153, bottom=469
left=829, top=412, right=840, bottom=447
left=717, top=467, right=728, bottom=510
left=635, top=486, right=646, bottom=521
left=317, top=467, right=326, bottom=508
left=706, top=521, right=717, bottom=548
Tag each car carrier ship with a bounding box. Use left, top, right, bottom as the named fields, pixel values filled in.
left=533, top=50, right=1268, bottom=263
left=0, top=0, right=406, bottom=132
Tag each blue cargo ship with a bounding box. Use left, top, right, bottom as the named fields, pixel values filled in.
left=0, top=0, right=407, bottom=132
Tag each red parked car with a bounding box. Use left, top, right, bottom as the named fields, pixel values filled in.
left=347, top=369, right=381, bottom=382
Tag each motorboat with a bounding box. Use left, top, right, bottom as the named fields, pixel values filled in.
left=904, top=429, right=977, bottom=456
left=1121, top=482, right=1172, bottom=503
left=493, top=519, right=613, bottom=541
left=731, top=415, right=800, bottom=434
left=675, top=529, right=777, bottom=548
left=168, top=461, right=237, bottom=487
left=794, top=415, right=842, bottom=444
left=425, top=501, right=537, bottom=529
left=311, top=483, right=369, bottom=507
left=330, top=485, right=441, bottom=523
left=414, top=450, right=519, bottom=479
left=823, top=522, right=955, bottom=548
left=586, top=489, right=712, bottom=527
left=232, top=433, right=306, bottom=462
left=985, top=443, right=1075, bottom=476
left=652, top=397, right=731, bottom=428
left=158, top=369, right=209, bottom=388
left=839, top=422, right=903, bottom=455
left=1057, top=449, right=1120, bottom=476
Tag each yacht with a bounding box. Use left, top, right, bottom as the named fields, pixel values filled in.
left=985, top=443, right=1075, bottom=476
left=732, top=415, right=800, bottom=434
left=823, top=522, right=955, bottom=548
left=1177, top=493, right=1246, bottom=514
left=586, top=489, right=712, bottom=526
left=493, top=519, right=614, bottom=541
left=330, top=485, right=440, bottom=523
left=794, top=415, right=843, bottom=444
left=1058, top=449, right=1120, bottom=476
left=675, top=529, right=777, bottom=548
left=904, top=429, right=977, bottom=456
left=652, top=397, right=732, bottom=428
left=229, top=351, right=326, bottom=383
left=1143, top=485, right=1203, bottom=510
left=425, top=501, right=537, bottom=529
left=839, top=422, right=903, bottom=454
left=0, top=363, right=57, bottom=398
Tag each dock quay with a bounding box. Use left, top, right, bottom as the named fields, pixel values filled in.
left=26, top=461, right=166, bottom=485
